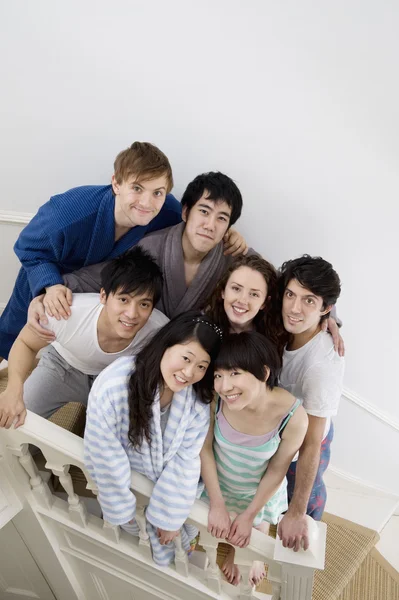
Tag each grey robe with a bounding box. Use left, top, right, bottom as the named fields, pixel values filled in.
left=63, top=222, right=255, bottom=318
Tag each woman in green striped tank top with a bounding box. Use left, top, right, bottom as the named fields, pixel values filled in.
left=200, top=332, right=308, bottom=587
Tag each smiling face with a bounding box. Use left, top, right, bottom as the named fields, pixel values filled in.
left=214, top=367, right=266, bottom=411
left=99, top=288, right=154, bottom=341
left=113, top=173, right=168, bottom=228
left=282, top=278, right=331, bottom=336
left=222, top=266, right=267, bottom=332
left=160, top=340, right=211, bottom=392
left=181, top=193, right=231, bottom=256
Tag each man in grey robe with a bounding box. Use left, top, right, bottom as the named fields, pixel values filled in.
left=28, top=172, right=254, bottom=327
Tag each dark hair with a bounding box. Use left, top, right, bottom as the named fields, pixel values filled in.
left=205, top=254, right=288, bottom=358
left=181, top=171, right=243, bottom=226
left=278, top=255, right=341, bottom=323
left=215, top=332, right=282, bottom=390
left=128, top=311, right=222, bottom=449
left=101, top=247, right=163, bottom=305
left=113, top=141, right=173, bottom=193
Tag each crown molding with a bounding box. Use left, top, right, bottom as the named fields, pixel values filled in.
left=0, top=210, right=33, bottom=225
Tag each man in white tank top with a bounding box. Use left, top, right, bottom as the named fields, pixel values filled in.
left=277, top=255, right=344, bottom=552
left=0, top=248, right=168, bottom=427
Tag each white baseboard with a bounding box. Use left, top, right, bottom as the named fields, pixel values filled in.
left=328, top=464, right=399, bottom=500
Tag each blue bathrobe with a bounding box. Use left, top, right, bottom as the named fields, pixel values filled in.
left=0, top=185, right=181, bottom=358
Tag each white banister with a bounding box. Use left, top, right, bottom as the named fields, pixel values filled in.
left=0, top=411, right=327, bottom=600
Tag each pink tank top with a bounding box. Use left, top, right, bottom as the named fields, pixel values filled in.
left=216, top=398, right=301, bottom=447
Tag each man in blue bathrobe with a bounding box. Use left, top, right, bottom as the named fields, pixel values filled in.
left=0, top=141, right=181, bottom=360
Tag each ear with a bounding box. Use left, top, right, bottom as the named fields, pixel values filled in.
left=260, top=295, right=270, bottom=311
left=111, top=174, right=119, bottom=195
left=182, top=205, right=188, bottom=222
left=263, top=366, right=271, bottom=383
left=221, top=289, right=225, bottom=300
left=321, top=304, right=333, bottom=317
left=99, top=288, right=107, bottom=305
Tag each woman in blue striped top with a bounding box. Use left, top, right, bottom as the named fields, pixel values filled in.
left=200, top=332, right=308, bottom=586
left=84, top=311, right=222, bottom=566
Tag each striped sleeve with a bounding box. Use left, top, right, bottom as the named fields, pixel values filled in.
left=145, top=404, right=210, bottom=531
left=84, top=385, right=136, bottom=525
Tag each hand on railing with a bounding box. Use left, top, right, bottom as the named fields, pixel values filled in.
left=207, top=500, right=231, bottom=539
left=277, top=511, right=309, bottom=552
left=226, top=511, right=253, bottom=548
left=0, top=388, right=27, bottom=429
left=157, top=527, right=180, bottom=545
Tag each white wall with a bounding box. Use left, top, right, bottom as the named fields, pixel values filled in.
left=1, top=1, right=398, bottom=492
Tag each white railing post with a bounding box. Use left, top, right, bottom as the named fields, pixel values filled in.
left=273, top=515, right=327, bottom=600
left=267, top=560, right=282, bottom=599
left=51, top=464, right=88, bottom=527
left=197, top=529, right=222, bottom=594
left=174, top=534, right=189, bottom=577
left=11, top=443, right=53, bottom=509
left=135, top=504, right=152, bottom=559
left=280, top=564, right=314, bottom=600
left=102, top=520, right=121, bottom=543
left=234, top=548, right=255, bottom=599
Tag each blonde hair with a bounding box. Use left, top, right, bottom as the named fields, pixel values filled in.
left=113, top=141, right=173, bottom=192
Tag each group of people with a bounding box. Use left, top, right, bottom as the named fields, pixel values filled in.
left=0, top=141, right=345, bottom=586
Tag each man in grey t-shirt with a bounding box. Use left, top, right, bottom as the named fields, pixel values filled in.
left=277, top=255, right=344, bottom=551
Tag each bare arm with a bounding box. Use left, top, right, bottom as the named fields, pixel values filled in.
left=247, top=407, right=308, bottom=519
left=227, top=407, right=308, bottom=547
left=200, top=399, right=231, bottom=538
left=277, top=415, right=326, bottom=551
left=0, top=326, right=49, bottom=428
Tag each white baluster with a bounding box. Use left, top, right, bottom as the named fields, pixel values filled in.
left=198, top=530, right=221, bottom=594
left=103, top=520, right=120, bottom=543
left=238, top=566, right=254, bottom=599
left=272, top=585, right=282, bottom=600
left=52, top=465, right=88, bottom=527
left=234, top=548, right=254, bottom=599
left=135, top=504, right=152, bottom=559
left=15, top=444, right=53, bottom=509
left=174, top=534, right=189, bottom=577
left=267, top=560, right=282, bottom=600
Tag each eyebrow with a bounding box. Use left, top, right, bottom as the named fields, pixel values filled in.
left=186, top=350, right=210, bottom=364
left=198, top=202, right=231, bottom=219
left=286, top=287, right=318, bottom=300
left=132, top=182, right=166, bottom=191
left=231, top=281, right=262, bottom=293
left=117, top=293, right=153, bottom=301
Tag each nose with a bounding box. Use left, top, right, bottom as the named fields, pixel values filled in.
left=182, top=363, right=195, bottom=380
left=124, top=302, right=138, bottom=320
left=238, top=290, right=249, bottom=305
left=138, top=191, right=152, bottom=208
left=203, top=214, right=216, bottom=232
left=219, top=376, right=234, bottom=394
left=291, top=296, right=302, bottom=314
